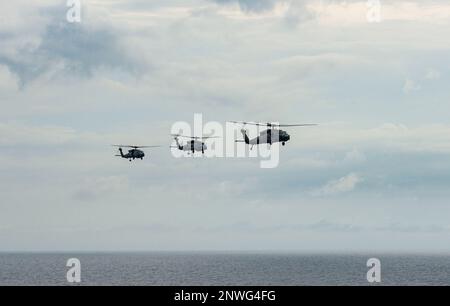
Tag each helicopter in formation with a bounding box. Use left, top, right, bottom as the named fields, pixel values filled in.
left=171, top=134, right=219, bottom=155
left=229, top=121, right=317, bottom=149
left=112, top=120, right=317, bottom=160
left=112, top=145, right=160, bottom=161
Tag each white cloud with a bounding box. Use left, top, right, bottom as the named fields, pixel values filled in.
left=403, top=78, right=420, bottom=93
left=311, top=1, right=450, bottom=26
left=313, top=173, right=363, bottom=196
left=215, top=0, right=290, bottom=19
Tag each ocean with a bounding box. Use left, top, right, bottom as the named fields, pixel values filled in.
left=0, top=253, right=448, bottom=286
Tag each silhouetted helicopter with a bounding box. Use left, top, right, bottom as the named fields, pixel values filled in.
left=171, top=134, right=219, bottom=155
left=229, top=121, right=317, bottom=149
left=112, top=145, right=160, bottom=161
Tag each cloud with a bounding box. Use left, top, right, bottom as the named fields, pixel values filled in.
left=211, top=0, right=314, bottom=24
left=291, top=123, right=450, bottom=154
left=212, top=0, right=279, bottom=13
left=403, top=79, right=421, bottom=94
left=425, top=68, right=441, bottom=80
left=313, top=173, right=363, bottom=196
left=73, top=176, right=129, bottom=201
left=0, top=122, right=77, bottom=146
left=284, top=0, right=315, bottom=26
left=309, top=0, right=450, bottom=26
left=0, top=5, right=144, bottom=87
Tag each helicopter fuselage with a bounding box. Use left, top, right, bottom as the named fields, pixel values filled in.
left=244, top=129, right=290, bottom=145
left=178, top=140, right=207, bottom=153
left=120, top=148, right=145, bottom=160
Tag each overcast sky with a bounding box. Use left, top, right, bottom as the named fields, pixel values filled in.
left=1, top=0, right=450, bottom=252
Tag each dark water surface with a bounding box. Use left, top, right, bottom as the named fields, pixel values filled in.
left=0, top=253, right=448, bottom=286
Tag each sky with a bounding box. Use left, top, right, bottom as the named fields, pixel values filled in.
left=0, top=0, right=450, bottom=252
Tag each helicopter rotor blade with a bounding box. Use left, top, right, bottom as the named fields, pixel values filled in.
left=228, top=121, right=273, bottom=127
left=135, top=145, right=161, bottom=148
left=275, top=124, right=318, bottom=127
left=171, top=135, right=220, bottom=140
left=112, top=145, right=161, bottom=149
left=228, top=121, right=253, bottom=126
left=228, top=121, right=318, bottom=127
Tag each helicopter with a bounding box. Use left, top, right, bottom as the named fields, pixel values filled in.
left=112, top=145, right=160, bottom=161
left=171, top=134, right=219, bottom=155
left=229, top=121, right=317, bottom=149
